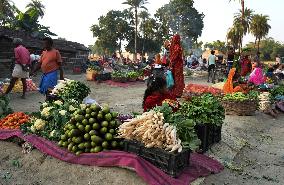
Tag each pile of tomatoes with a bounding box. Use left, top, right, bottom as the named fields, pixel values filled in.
left=0, top=112, right=30, bottom=130
left=184, top=84, right=222, bottom=95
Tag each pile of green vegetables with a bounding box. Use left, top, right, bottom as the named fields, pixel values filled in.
left=59, top=81, right=91, bottom=102
left=180, top=94, right=225, bottom=127
left=127, top=71, right=139, bottom=79
left=153, top=103, right=201, bottom=151
left=0, top=96, right=13, bottom=119
left=269, top=85, right=284, bottom=101
left=112, top=71, right=127, bottom=79
left=223, top=91, right=259, bottom=102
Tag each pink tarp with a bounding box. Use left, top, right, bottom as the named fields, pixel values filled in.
left=0, top=129, right=223, bottom=185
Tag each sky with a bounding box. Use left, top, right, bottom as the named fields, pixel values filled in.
left=13, top=0, right=284, bottom=47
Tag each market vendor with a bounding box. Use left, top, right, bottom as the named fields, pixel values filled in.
left=240, top=55, right=251, bottom=77
left=223, top=68, right=244, bottom=94
left=143, top=76, right=176, bottom=112
left=248, top=60, right=265, bottom=86
left=32, top=37, right=64, bottom=95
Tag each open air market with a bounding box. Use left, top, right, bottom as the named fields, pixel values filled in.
left=0, top=0, right=284, bottom=185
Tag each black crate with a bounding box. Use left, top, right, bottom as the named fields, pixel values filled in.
left=194, top=124, right=214, bottom=153
left=213, top=125, right=222, bottom=143
left=123, top=140, right=190, bottom=178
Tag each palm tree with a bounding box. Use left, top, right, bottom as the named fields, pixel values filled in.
left=250, top=14, right=271, bottom=52
left=234, top=8, right=254, bottom=35
left=122, top=0, right=148, bottom=60
left=26, top=0, right=45, bottom=18
left=227, top=23, right=244, bottom=52
left=230, top=0, right=245, bottom=19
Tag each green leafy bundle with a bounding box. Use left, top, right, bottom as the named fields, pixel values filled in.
left=180, top=94, right=225, bottom=126
left=223, top=91, right=259, bottom=102
left=269, top=85, right=284, bottom=102
left=0, top=96, right=13, bottom=119
left=153, top=103, right=201, bottom=151
left=58, top=81, right=91, bottom=102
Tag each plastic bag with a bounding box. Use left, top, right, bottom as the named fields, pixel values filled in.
left=83, top=96, right=98, bottom=105
left=166, top=70, right=174, bottom=89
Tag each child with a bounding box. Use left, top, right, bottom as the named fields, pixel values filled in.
left=143, top=76, right=176, bottom=112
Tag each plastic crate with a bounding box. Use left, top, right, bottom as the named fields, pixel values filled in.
left=123, top=140, right=190, bottom=178
left=194, top=124, right=214, bottom=153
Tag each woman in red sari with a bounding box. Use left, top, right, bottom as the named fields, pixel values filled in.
left=169, top=34, right=185, bottom=97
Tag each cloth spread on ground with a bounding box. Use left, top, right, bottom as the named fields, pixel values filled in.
left=0, top=129, right=224, bottom=185
left=39, top=70, right=58, bottom=94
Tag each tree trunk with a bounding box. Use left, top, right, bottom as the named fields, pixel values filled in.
left=254, top=37, right=257, bottom=48
left=134, top=7, right=138, bottom=61
left=241, top=0, right=245, bottom=19
left=257, top=37, right=260, bottom=52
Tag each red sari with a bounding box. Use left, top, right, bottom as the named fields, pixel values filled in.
left=169, top=35, right=185, bottom=97
left=143, top=92, right=176, bottom=112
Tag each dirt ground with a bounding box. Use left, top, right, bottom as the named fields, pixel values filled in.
left=0, top=73, right=284, bottom=185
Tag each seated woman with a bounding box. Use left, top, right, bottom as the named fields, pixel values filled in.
left=143, top=76, right=176, bottom=112
left=223, top=68, right=245, bottom=94
left=240, top=55, right=251, bottom=77
left=248, top=61, right=265, bottom=86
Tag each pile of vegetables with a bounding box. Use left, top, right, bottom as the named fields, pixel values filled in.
left=153, top=103, right=200, bottom=151
left=21, top=100, right=79, bottom=141
left=223, top=91, right=259, bottom=102
left=0, top=96, right=13, bottom=119
left=127, top=71, right=139, bottom=80
left=180, top=94, right=225, bottom=127
left=58, top=104, right=120, bottom=155
left=0, top=112, right=29, bottom=129
left=269, top=85, right=284, bottom=102
left=118, top=110, right=183, bottom=153
left=183, top=84, right=222, bottom=99
left=51, top=79, right=91, bottom=102
left=111, top=71, right=128, bottom=81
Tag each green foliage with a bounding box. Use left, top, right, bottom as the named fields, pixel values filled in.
left=269, top=85, right=284, bottom=102
left=0, top=0, right=18, bottom=27
left=153, top=103, right=200, bottom=151
left=91, top=10, right=132, bottom=55
left=156, top=0, right=204, bottom=49
left=204, top=40, right=227, bottom=53
left=58, top=81, right=91, bottom=103
left=250, top=14, right=271, bottom=51
left=223, top=91, right=259, bottom=102
left=0, top=96, right=13, bottom=119
left=180, top=94, right=225, bottom=127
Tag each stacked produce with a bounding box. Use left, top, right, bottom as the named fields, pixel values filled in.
left=58, top=104, right=120, bottom=155
left=183, top=84, right=222, bottom=100
left=181, top=94, right=225, bottom=127
left=127, top=71, right=140, bottom=81
left=259, top=92, right=271, bottom=111
left=0, top=96, right=13, bottom=119
left=51, top=79, right=90, bottom=102
left=269, top=85, right=284, bottom=102
left=112, top=71, right=128, bottom=82
left=21, top=100, right=80, bottom=141
left=0, top=112, right=29, bottom=129
left=118, top=110, right=183, bottom=152
left=2, top=79, right=37, bottom=93
left=223, top=91, right=259, bottom=102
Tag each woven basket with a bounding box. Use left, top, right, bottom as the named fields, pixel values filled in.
left=221, top=100, right=258, bottom=116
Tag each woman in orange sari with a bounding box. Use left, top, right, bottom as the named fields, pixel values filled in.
left=169, top=35, right=185, bottom=97
left=223, top=68, right=244, bottom=94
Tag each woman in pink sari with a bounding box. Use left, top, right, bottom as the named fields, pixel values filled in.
left=248, top=62, right=265, bottom=85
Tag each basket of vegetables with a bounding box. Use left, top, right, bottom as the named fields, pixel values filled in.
left=222, top=91, right=259, bottom=116
left=127, top=71, right=139, bottom=82
left=112, top=71, right=128, bottom=83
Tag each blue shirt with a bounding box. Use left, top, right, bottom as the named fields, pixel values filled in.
left=208, top=54, right=216, bottom=65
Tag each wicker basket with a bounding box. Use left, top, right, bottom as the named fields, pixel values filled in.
left=221, top=100, right=258, bottom=116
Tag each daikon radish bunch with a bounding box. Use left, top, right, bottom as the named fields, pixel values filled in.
left=118, top=111, right=182, bottom=153
left=259, top=92, right=271, bottom=111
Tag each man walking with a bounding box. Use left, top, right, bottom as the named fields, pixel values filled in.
left=5, top=38, right=31, bottom=99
